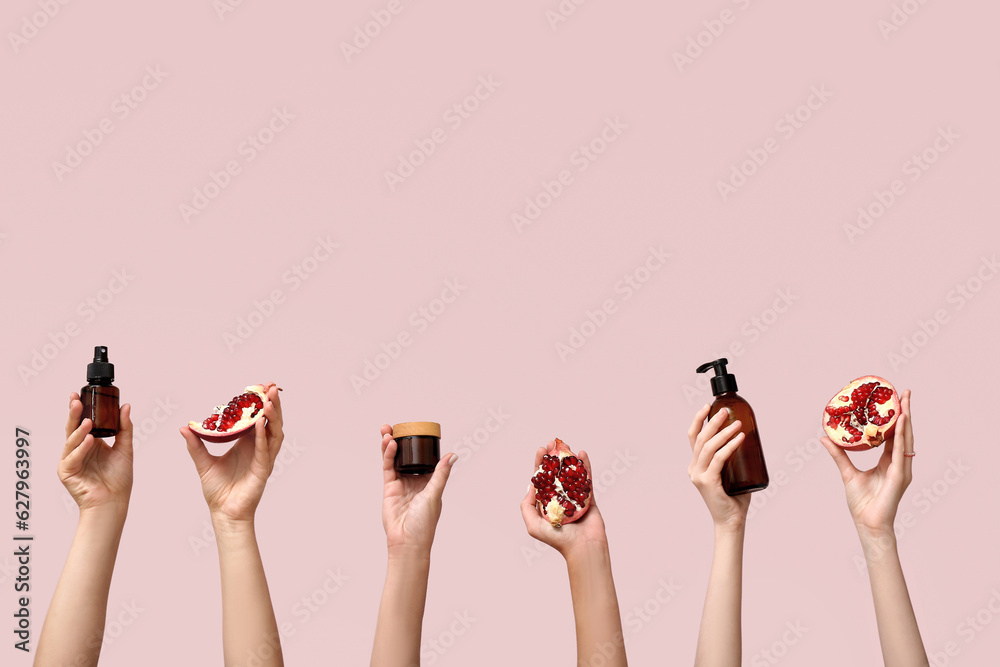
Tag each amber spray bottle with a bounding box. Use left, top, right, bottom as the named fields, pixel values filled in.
left=80, top=346, right=120, bottom=438
left=696, top=358, right=768, bottom=495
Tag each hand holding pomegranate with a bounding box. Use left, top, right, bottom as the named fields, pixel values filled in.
left=821, top=389, right=914, bottom=537
left=688, top=405, right=750, bottom=531
left=521, top=444, right=607, bottom=558
left=379, top=424, right=458, bottom=556
left=520, top=444, right=629, bottom=667
left=822, top=389, right=927, bottom=666
left=59, top=392, right=134, bottom=515
left=180, top=383, right=284, bottom=527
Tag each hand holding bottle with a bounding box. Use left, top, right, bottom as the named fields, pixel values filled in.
left=180, top=383, right=284, bottom=526
left=821, top=389, right=914, bottom=537
left=60, top=393, right=134, bottom=514
left=688, top=405, right=750, bottom=531
left=379, top=424, right=457, bottom=557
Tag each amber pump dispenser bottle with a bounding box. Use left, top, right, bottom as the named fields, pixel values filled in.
left=80, top=346, right=120, bottom=438
left=696, top=358, right=768, bottom=496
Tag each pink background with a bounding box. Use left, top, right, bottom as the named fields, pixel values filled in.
left=3, top=1, right=999, bottom=665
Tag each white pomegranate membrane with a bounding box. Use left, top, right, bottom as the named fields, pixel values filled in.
left=188, top=384, right=273, bottom=443
left=531, top=438, right=592, bottom=528
left=823, top=376, right=900, bottom=449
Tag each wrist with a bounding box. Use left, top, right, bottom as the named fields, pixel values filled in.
left=211, top=512, right=255, bottom=537
left=714, top=517, right=747, bottom=538
left=857, top=525, right=898, bottom=555
left=387, top=543, right=432, bottom=564
left=563, top=539, right=611, bottom=570
left=79, top=501, right=129, bottom=525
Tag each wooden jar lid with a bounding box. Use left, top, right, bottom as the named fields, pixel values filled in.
left=392, top=421, right=441, bottom=438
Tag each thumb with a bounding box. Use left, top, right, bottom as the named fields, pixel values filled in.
left=821, top=436, right=858, bottom=482
left=424, top=452, right=458, bottom=501
left=180, top=426, right=214, bottom=478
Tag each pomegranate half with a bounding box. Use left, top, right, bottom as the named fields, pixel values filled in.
left=530, top=438, right=592, bottom=528
left=188, top=383, right=275, bottom=443
left=822, top=376, right=900, bottom=450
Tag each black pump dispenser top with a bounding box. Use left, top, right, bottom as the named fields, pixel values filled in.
left=696, top=358, right=738, bottom=396
left=87, top=346, right=115, bottom=384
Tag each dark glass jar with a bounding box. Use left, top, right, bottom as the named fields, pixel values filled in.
left=392, top=421, right=441, bottom=475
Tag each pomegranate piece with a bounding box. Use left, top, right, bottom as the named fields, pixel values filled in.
left=822, top=376, right=900, bottom=451
left=188, top=383, right=275, bottom=443
left=530, top=438, right=592, bottom=528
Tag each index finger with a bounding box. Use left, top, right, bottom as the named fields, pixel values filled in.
left=264, top=384, right=282, bottom=431
left=688, top=404, right=711, bottom=449
left=65, top=394, right=82, bottom=439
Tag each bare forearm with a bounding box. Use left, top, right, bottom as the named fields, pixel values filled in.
left=859, top=530, right=928, bottom=667
left=566, top=542, right=628, bottom=667
left=695, top=526, right=744, bottom=667
left=371, top=548, right=431, bottom=667
left=35, top=505, right=127, bottom=667
left=214, top=518, right=283, bottom=667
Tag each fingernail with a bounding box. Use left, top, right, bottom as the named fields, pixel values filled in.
left=704, top=403, right=711, bottom=410
left=449, top=454, right=458, bottom=464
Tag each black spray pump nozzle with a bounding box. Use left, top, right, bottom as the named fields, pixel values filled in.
left=87, top=346, right=115, bottom=383
left=696, top=358, right=738, bottom=396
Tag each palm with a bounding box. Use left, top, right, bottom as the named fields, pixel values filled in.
left=59, top=438, right=132, bottom=510
left=198, top=436, right=268, bottom=521
left=531, top=501, right=609, bottom=555
left=383, top=475, right=440, bottom=548
left=842, top=442, right=905, bottom=531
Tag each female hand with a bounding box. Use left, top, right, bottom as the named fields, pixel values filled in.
left=520, top=445, right=609, bottom=559
left=688, top=405, right=750, bottom=532
left=60, top=393, right=134, bottom=514
left=822, top=389, right=914, bottom=535
left=379, top=424, right=457, bottom=556
left=180, top=384, right=284, bottom=526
